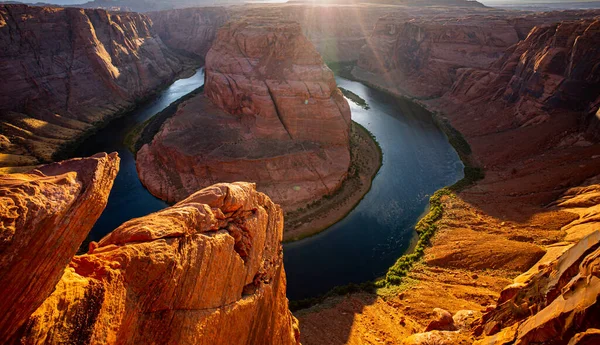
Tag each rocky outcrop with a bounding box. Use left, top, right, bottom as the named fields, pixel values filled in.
left=0, top=4, right=191, bottom=172
left=137, top=19, right=351, bottom=211
left=0, top=153, right=120, bottom=343
left=474, top=231, right=600, bottom=345
left=9, top=182, right=299, bottom=345
left=234, top=3, right=391, bottom=63
left=148, top=7, right=230, bottom=60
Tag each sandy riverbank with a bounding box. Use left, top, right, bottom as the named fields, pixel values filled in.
left=283, top=122, right=382, bottom=242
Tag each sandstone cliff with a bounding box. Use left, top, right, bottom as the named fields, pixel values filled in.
left=148, top=7, right=230, bottom=61
left=0, top=153, right=120, bottom=343
left=148, top=3, right=393, bottom=65
left=298, top=16, right=600, bottom=345
left=352, top=10, right=600, bottom=98
left=137, top=19, right=351, bottom=211
left=9, top=182, right=300, bottom=345
left=0, top=4, right=191, bottom=172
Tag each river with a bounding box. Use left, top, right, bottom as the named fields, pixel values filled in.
left=74, top=68, right=464, bottom=300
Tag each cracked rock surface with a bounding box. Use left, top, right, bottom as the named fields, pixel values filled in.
left=7, top=181, right=299, bottom=345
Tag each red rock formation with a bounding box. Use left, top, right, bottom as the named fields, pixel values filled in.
left=434, top=19, right=600, bottom=179
left=137, top=19, right=351, bottom=211
left=148, top=7, right=230, bottom=60
left=353, top=10, right=600, bottom=98
left=10, top=182, right=300, bottom=345
left=0, top=4, right=191, bottom=170
left=0, top=152, right=120, bottom=343
left=473, top=231, right=600, bottom=345
left=353, top=14, right=523, bottom=98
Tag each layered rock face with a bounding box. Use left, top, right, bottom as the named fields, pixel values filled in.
left=353, top=10, right=600, bottom=98
left=435, top=18, right=600, bottom=184
left=0, top=153, right=120, bottom=343
left=353, top=14, right=528, bottom=98
left=10, top=182, right=299, bottom=345
left=148, top=7, right=230, bottom=60
left=235, top=4, right=391, bottom=63
left=0, top=4, right=189, bottom=172
left=474, top=230, right=600, bottom=345
left=137, top=19, right=351, bottom=210
left=148, top=3, right=392, bottom=65
left=298, top=16, right=600, bottom=345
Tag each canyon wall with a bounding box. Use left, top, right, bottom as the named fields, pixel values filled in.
left=0, top=156, right=299, bottom=344
left=298, top=14, right=600, bottom=345
left=0, top=4, right=191, bottom=172
left=353, top=10, right=600, bottom=98
left=148, top=3, right=392, bottom=64
left=137, top=19, right=351, bottom=211
left=0, top=153, right=120, bottom=343
left=148, top=7, right=230, bottom=60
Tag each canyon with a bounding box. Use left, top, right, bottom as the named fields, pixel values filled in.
left=136, top=18, right=353, bottom=212
left=0, top=155, right=299, bottom=344
left=2, top=1, right=600, bottom=345
left=297, top=8, right=600, bottom=345
left=0, top=4, right=193, bottom=173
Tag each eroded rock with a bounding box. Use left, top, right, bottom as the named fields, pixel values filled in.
left=0, top=152, right=120, bottom=343
left=10, top=182, right=300, bottom=345
left=0, top=4, right=190, bottom=169
left=137, top=19, right=351, bottom=210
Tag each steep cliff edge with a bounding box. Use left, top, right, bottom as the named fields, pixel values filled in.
left=352, top=10, right=600, bottom=99
left=0, top=155, right=299, bottom=344
left=9, top=182, right=300, bottom=345
left=298, top=17, right=600, bottom=345
left=148, top=3, right=393, bottom=65
left=137, top=19, right=351, bottom=212
left=0, top=4, right=191, bottom=172
left=0, top=153, right=120, bottom=343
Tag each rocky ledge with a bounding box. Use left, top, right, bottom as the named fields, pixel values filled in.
left=0, top=156, right=299, bottom=344
left=137, top=18, right=351, bottom=212
left=0, top=153, right=120, bottom=343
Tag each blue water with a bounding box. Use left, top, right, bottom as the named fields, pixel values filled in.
left=74, top=68, right=205, bottom=244
left=283, top=77, right=464, bottom=300
left=73, top=69, right=463, bottom=300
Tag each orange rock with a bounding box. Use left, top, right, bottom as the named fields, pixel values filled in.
left=12, top=182, right=300, bottom=345
left=476, top=231, right=600, bottom=345
left=0, top=152, right=120, bottom=343
left=137, top=19, right=351, bottom=211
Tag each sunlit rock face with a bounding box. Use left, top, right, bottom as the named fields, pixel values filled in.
left=137, top=19, right=351, bottom=211
left=0, top=153, right=120, bottom=343
left=451, top=19, right=600, bottom=133
left=353, top=15, right=523, bottom=98
left=473, top=230, right=600, bottom=345
left=9, top=182, right=300, bottom=345
left=0, top=4, right=189, bottom=170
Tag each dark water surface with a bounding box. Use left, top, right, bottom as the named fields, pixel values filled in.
left=74, top=68, right=205, bottom=243
left=73, top=69, right=463, bottom=300
left=283, top=77, right=464, bottom=300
